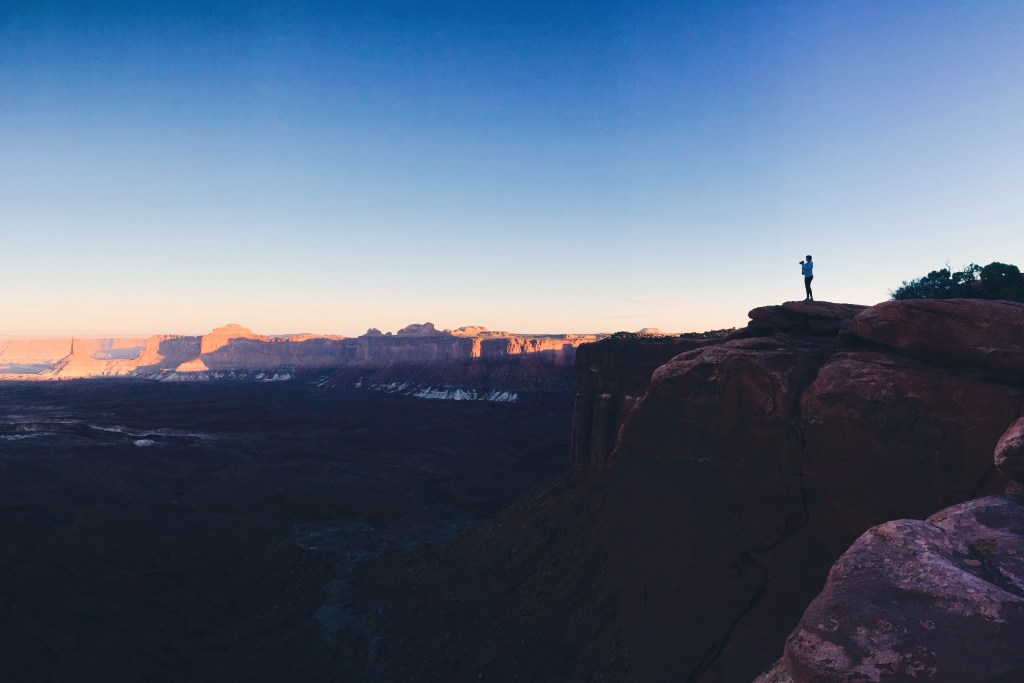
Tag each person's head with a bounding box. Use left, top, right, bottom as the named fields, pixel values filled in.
left=806, top=255, right=812, bottom=261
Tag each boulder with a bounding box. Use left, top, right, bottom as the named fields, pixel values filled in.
left=849, top=299, right=1024, bottom=378
left=782, top=495, right=1024, bottom=683
left=995, top=418, right=1024, bottom=483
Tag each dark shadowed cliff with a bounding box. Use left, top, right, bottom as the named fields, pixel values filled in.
left=359, top=298, right=1024, bottom=682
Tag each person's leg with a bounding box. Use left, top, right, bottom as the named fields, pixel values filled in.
left=806, top=276, right=813, bottom=301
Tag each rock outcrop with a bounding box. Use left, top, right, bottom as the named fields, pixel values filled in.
left=764, top=416, right=1024, bottom=682
left=570, top=335, right=712, bottom=468
left=849, top=299, right=1024, bottom=379
left=592, top=298, right=1022, bottom=681
left=777, top=496, right=1024, bottom=683
left=199, top=323, right=263, bottom=354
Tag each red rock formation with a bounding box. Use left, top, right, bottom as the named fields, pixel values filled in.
left=570, top=336, right=711, bottom=468
left=396, top=322, right=442, bottom=336
left=199, top=323, right=264, bottom=354
left=601, top=299, right=1023, bottom=681
left=850, top=299, right=1024, bottom=378
left=0, top=337, right=145, bottom=372
left=26, top=323, right=602, bottom=380
left=801, top=350, right=1018, bottom=555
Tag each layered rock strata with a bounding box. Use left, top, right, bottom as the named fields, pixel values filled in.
left=13, top=323, right=601, bottom=381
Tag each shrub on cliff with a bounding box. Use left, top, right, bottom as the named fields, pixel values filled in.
left=891, top=262, right=1024, bottom=302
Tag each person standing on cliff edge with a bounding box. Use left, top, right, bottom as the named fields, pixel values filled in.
left=800, top=255, right=814, bottom=301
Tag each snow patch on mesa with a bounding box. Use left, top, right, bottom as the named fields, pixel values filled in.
left=356, top=381, right=518, bottom=403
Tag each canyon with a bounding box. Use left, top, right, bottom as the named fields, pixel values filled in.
left=0, top=324, right=602, bottom=392
left=359, top=297, right=1024, bottom=682
left=4, top=298, right=1021, bottom=681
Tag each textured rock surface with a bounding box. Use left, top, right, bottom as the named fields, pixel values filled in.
left=802, top=350, right=1019, bottom=555
left=782, top=495, right=1024, bottom=683
left=602, top=299, right=1024, bottom=681
left=995, top=418, right=1024, bottom=483
left=849, top=298, right=1024, bottom=378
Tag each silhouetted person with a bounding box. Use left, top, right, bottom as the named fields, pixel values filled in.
left=800, top=255, right=813, bottom=301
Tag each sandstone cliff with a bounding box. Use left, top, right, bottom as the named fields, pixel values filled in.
left=570, top=335, right=714, bottom=468
left=21, top=323, right=601, bottom=382
left=570, top=299, right=1023, bottom=681
left=0, top=337, right=145, bottom=374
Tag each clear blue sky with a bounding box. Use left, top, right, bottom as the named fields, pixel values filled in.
left=2, top=1, right=1022, bottom=335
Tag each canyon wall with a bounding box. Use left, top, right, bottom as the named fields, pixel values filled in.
left=570, top=335, right=712, bottom=468
left=575, top=299, right=1024, bottom=681
left=0, top=337, right=146, bottom=372
left=4, top=324, right=602, bottom=382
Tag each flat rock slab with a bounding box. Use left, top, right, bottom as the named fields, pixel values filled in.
left=748, top=302, right=869, bottom=335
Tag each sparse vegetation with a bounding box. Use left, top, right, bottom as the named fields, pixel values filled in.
left=891, top=262, right=1024, bottom=302
left=609, top=328, right=735, bottom=340
left=679, top=328, right=735, bottom=339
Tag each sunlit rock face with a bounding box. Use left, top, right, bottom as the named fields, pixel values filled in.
left=597, top=299, right=1023, bottom=682
left=16, top=322, right=602, bottom=380
left=199, top=323, right=263, bottom=354
left=40, top=335, right=189, bottom=379
left=0, top=337, right=146, bottom=374
left=396, top=322, right=443, bottom=336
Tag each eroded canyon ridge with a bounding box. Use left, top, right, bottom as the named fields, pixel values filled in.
left=5, top=300, right=1023, bottom=682
left=0, top=323, right=600, bottom=394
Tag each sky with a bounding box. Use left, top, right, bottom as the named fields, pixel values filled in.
left=1, top=0, right=1022, bottom=336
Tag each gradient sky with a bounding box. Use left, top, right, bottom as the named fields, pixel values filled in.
left=2, top=1, right=1022, bottom=336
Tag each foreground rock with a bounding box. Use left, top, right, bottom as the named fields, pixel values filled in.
left=778, top=495, right=1024, bottom=682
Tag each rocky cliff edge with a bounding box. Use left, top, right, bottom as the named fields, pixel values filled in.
left=572, top=298, right=1024, bottom=681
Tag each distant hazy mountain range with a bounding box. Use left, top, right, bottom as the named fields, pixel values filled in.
left=0, top=323, right=605, bottom=381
